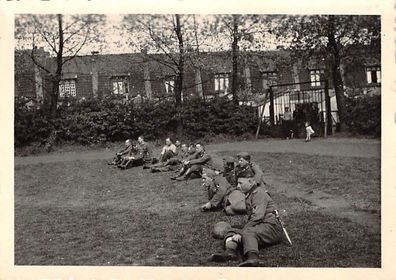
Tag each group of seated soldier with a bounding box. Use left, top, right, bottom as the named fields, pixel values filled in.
left=108, top=136, right=152, bottom=169
left=109, top=136, right=291, bottom=267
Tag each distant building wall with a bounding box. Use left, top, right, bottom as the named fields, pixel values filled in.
left=15, top=48, right=381, bottom=104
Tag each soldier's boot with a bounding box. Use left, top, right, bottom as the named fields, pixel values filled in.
left=239, top=252, right=259, bottom=267
left=150, top=167, right=160, bottom=173
left=208, top=249, right=238, bottom=262
left=174, top=168, right=191, bottom=180
left=175, top=174, right=188, bottom=181
left=171, top=168, right=186, bottom=180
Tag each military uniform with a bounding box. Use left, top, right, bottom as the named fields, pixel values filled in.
left=137, top=141, right=152, bottom=164
left=236, top=161, right=267, bottom=187
left=225, top=186, right=283, bottom=257
left=206, top=159, right=265, bottom=211
left=109, top=143, right=133, bottom=165
left=150, top=149, right=190, bottom=172
left=188, top=152, right=223, bottom=174
left=173, top=151, right=223, bottom=180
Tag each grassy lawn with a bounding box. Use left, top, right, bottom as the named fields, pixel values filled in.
left=14, top=152, right=381, bottom=267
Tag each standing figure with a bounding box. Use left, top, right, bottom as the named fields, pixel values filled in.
left=282, top=107, right=294, bottom=139
left=305, top=121, right=315, bottom=142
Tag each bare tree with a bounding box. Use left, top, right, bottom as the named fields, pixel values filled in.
left=212, top=15, right=267, bottom=105
left=15, top=14, right=105, bottom=117
left=122, top=14, right=203, bottom=136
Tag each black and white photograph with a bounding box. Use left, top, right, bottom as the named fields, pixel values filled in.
left=2, top=0, right=394, bottom=277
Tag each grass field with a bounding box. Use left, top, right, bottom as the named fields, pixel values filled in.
left=14, top=151, right=381, bottom=267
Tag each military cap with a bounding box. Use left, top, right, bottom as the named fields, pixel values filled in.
left=212, top=221, right=232, bottom=239
left=237, top=152, right=251, bottom=161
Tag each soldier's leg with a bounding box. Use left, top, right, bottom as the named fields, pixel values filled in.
left=207, top=179, right=229, bottom=209
left=117, top=158, right=126, bottom=168
left=165, top=158, right=181, bottom=166
left=170, top=165, right=187, bottom=179
left=208, top=228, right=241, bottom=262
left=176, top=165, right=201, bottom=180
left=161, top=150, right=176, bottom=162
left=239, top=223, right=283, bottom=266
left=185, top=164, right=202, bottom=178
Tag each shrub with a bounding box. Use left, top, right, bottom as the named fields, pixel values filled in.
left=15, top=96, right=259, bottom=148
left=345, top=95, right=381, bottom=137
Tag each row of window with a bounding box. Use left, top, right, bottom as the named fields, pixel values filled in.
left=58, top=67, right=381, bottom=97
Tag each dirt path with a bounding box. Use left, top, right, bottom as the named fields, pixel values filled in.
left=14, top=138, right=380, bottom=166
left=265, top=177, right=380, bottom=233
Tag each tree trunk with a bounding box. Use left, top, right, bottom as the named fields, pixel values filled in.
left=255, top=92, right=269, bottom=139
left=174, top=14, right=184, bottom=136
left=231, top=15, right=239, bottom=105
left=327, top=15, right=347, bottom=132
left=49, top=14, right=64, bottom=118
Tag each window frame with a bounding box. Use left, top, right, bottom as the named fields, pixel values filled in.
left=309, top=69, right=325, bottom=87
left=59, top=79, right=77, bottom=98
left=111, top=76, right=130, bottom=96
left=164, top=77, right=176, bottom=94
left=214, top=73, right=230, bottom=94
left=366, top=66, right=381, bottom=85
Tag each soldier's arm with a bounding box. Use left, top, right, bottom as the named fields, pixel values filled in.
left=117, top=146, right=127, bottom=155
left=133, top=146, right=144, bottom=160
left=245, top=189, right=269, bottom=228
left=209, top=176, right=231, bottom=208
left=185, top=151, right=200, bottom=161
left=120, top=146, right=133, bottom=156
left=189, top=154, right=211, bottom=165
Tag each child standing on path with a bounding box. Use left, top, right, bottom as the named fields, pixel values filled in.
left=305, top=121, right=315, bottom=142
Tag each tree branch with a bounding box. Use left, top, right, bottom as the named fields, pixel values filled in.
left=62, top=30, right=89, bottom=66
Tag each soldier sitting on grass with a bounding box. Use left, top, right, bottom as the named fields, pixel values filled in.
left=170, top=143, right=223, bottom=181
left=108, top=139, right=134, bottom=166
left=208, top=178, right=285, bottom=267
left=117, top=141, right=142, bottom=169
left=160, top=137, right=177, bottom=162
left=150, top=143, right=190, bottom=173
left=137, top=136, right=154, bottom=168
left=200, top=152, right=268, bottom=212
left=117, top=136, right=152, bottom=169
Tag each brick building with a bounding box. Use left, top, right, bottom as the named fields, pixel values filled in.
left=15, top=46, right=380, bottom=127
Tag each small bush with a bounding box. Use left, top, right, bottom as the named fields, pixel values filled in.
left=345, top=95, right=381, bottom=137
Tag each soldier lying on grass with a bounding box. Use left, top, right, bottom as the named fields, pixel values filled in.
left=208, top=177, right=288, bottom=267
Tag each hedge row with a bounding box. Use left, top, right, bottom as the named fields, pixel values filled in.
left=15, top=96, right=258, bottom=148
left=345, top=95, right=381, bottom=137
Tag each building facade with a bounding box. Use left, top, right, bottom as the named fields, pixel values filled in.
left=15, top=46, right=381, bottom=127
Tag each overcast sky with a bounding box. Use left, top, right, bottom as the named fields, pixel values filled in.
left=15, top=14, right=279, bottom=56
